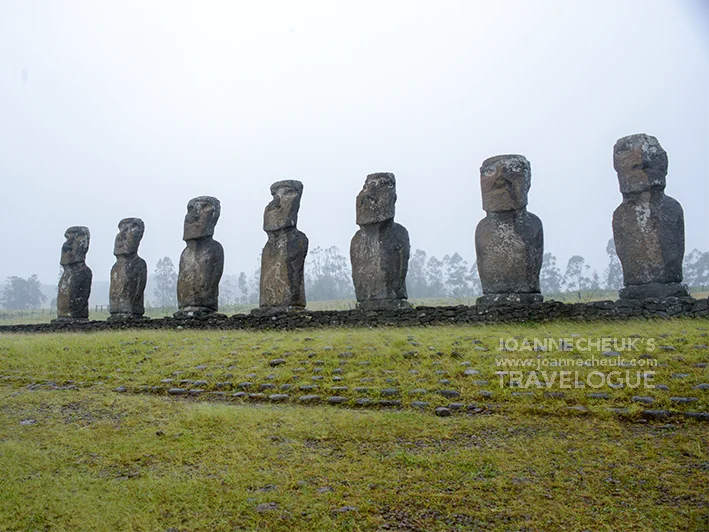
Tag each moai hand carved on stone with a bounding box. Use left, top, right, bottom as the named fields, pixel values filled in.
left=254, top=180, right=309, bottom=315
left=475, top=155, right=543, bottom=305
left=350, top=172, right=411, bottom=309
left=55, top=226, right=92, bottom=321
left=109, top=218, right=147, bottom=320
left=612, top=134, right=689, bottom=299
left=176, top=196, right=224, bottom=317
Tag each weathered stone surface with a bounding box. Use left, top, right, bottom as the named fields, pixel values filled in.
left=55, top=226, right=92, bottom=321
left=176, top=196, right=224, bottom=316
left=256, top=181, right=308, bottom=314
left=612, top=134, right=689, bottom=300
left=109, top=218, right=147, bottom=320
left=351, top=173, right=410, bottom=309
left=475, top=155, right=543, bottom=305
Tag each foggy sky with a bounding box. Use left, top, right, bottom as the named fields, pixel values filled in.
left=1, top=0, right=708, bottom=288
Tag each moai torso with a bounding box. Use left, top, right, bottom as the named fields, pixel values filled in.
left=611, top=134, right=688, bottom=299
left=56, top=226, right=92, bottom=320
left=109, top=218, right=147, bottom=318
left=176, top=196, right=225, bottom=315
left=350, top=173, right=411, bottom=309
left=474, top=155, right=543, bottom=305
left=258, top=180, right=309, bottom=312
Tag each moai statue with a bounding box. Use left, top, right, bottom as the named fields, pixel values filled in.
left=109, top=218, right=147, bottom=320
left=254, top=180, right=308, bottom=315
left=55, top=226, right=92, bottom=321
left=612, top=134, right=689, bottom=299
left=475, top=155, right=543, bottom=305
left=350, top=172, right=411, bottom=309
left=175, top=196, right=224, bottom=317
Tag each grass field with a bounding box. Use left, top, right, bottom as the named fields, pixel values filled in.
left=1, top=319, right=708, bottom=530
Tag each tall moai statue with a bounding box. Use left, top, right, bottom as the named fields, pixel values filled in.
left=176, top=196, right=224, bottom=317
left=255, top=180, right=309, bottom=314
left=350, top=172, right=411, bottom=309
left=475, top=155, right=543, bottom=305
left=55, top=226, right=92, bottom=321
left=109, top=218, right=147, bottom=320
left=612, top=134, right=689, bottom=299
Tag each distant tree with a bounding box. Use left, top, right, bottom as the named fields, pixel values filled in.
left=0, top=274, right=46, bottom=310
left=469, top=262, right=482, bottom=296
left=563, top=255, right=591, bottom=294
left=153, top=257, right=177, bottom=308
left=220, top=275, right=237, bottom=306
left=684, top=249, right=709, bottom=289
left=406, top=249, right=429, bottom=298
left=425, top=256, right=445, bottom=298
left=305, top=246, right=353, bottom=301
left=237, top=272, right=249, bottom=304
left=603, top=238, right=623, bottom=290
left=445, top=253, right=470, bottom=297
left=589, top=270, right=601, bottom=291
left=540, top=253, right=563, bottom=294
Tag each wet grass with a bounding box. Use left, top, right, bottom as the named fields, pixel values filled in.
left=1, top=319, right=708, bottom=530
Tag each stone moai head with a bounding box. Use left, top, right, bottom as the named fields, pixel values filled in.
left=356, top=172, right=397, bottom=226
left=183, top=196, right=221, bottom=240
left=113, top=218, right=145, bottom=256
left=60, top=226, right=90, bottom=265
left=480, top=155, right=531, bottom=213
left=263, top=180, right=303, bottom=232
left=613, top=133, right=668, bottom=194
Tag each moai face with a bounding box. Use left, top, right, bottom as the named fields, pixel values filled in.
left=480, top=155, right=531, bottom=213
left=356, top=173, right=397, bottom=226
left=183, top=196, right=221, bottom=240
left=60, top=226, right=90, bottom=265
left=113, top=218, right=145, bottom=256
left=263, top=180, right=303, bottom=232
left=613, top=134, right=668, bottom=194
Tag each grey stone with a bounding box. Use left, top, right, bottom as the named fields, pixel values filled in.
left=168, top=388, right=187, bottom=395
left=269, top=359, right=286, bottom=367
left=255, top=180, right=308, bottom=314
left=269, top=394, right=289, bottom=402
left=350, top=173, right=411, bottom=309
left=411, top=401, right=429, bottom=408
left=612, top=134, right=689, bottom=299
left=176, top=196, right=224, bottom=316
left=328, top=396, right=349, bottom=405
left=380, top=388, right=400, bottom=397
left=299, top=394, right=321, bottom=403
left=109, top=218, right=147, bottom=320
left=438, top=389, right=460, bottom=399
left=114, top=386, right=127, bottom=393
left=354, top=398, right=373, bottom=406
left=632, top=396, right=655, bottom=404
left=693, top=384, right=709, bottom=391
left=255, top=502, right=278, bottom=513
left=475, top=155, right=543, bottom=305
left=669, top=397, right=698, bottom=404
left=55, top=226, right=92, bottom=321
left=258, top=384, right=275, bottom=391
left=435, top=407, right=452, bottom=417
left=588, top=393, right=611, bottom=399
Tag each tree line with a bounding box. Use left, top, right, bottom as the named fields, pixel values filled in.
left=3, top=241, right=709, bottom=310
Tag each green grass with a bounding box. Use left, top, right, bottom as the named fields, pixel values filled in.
left=1, top=320, right=709, bottom=530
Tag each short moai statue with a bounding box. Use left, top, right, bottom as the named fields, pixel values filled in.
left=55, top=226, right=92, bottom=321
left=175, top=196, right=224, bottom=317
left=612, top=134, right=689, bottom=299
left=475, top=155, right=543, bottom=305
left=109, top=218, right=147, bottom=320
left=254, top=180, right=309, bottom=315
left=350, top=172, right=411, bottom=309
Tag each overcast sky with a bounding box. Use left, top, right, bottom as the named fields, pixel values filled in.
left=1, top=0, right=708, bottom=287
